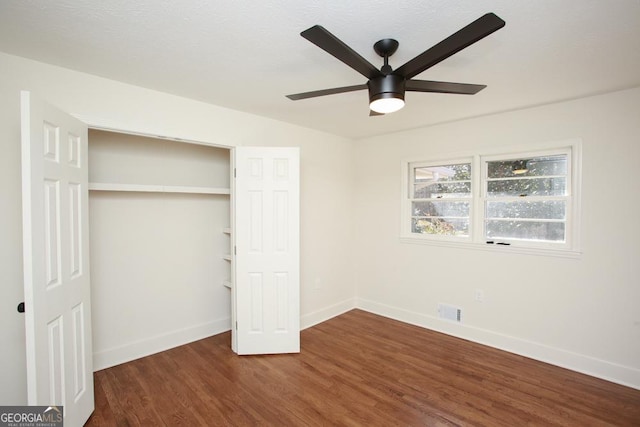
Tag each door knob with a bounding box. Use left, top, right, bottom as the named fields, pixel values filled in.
left=17, top=302, right=25, bottom=313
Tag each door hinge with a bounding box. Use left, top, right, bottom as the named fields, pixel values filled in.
left=234, top=168, right=236, bottom=178
left=234, top=245, right=237, bottom=255
left=235, top=321, right=238, bottom=330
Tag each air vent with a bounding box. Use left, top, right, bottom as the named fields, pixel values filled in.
left=438, top=303, right=462, bottom=323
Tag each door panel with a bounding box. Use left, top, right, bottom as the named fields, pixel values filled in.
left=234, top=147, right=300, bottom=355
left=21, top=91, right=94, bottom=425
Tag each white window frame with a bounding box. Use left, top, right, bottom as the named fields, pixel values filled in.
left=406, top=157, right=474, bottom=243
left=400, top=139, right=582, bottom=258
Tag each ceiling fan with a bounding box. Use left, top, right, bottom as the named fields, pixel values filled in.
left=286, top=13, right=505, bottom=115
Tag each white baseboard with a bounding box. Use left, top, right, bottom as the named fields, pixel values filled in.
left=93, top=297, right=639, bottom=391
left=301, top=298, right=356, bottom=330
left=356, top=298, right=640, bottom=390
left=92, top=298, right=357, bottom=371
left=93, top=317, right=231, bottom=371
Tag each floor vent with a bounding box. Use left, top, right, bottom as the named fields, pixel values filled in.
left=438, top=303, right=462, bottom=323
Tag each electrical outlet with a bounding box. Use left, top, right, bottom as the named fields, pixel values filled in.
left=474, top=289, right=484, bottom=303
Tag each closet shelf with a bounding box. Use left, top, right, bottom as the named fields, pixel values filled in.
left=223, top=280, right=232, bottom=289
left=89, top=182, right=230, bottom=195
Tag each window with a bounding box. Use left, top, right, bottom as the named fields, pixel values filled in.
left=402, top=142, right=581, bottom=257
left=483, top=153, right=568, bottom=244
left=409, top=160, right=472, bottom=238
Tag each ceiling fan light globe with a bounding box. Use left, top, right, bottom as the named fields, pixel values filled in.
left=370, top=97, right=405, bottom=114
left=368, top=74, right=405, bottom=114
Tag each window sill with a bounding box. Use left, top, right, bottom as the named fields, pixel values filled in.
left=399, top=236, right=582, bottom=259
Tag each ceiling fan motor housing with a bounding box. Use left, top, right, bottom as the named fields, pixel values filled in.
left=368, top=74, right=406, bottom=103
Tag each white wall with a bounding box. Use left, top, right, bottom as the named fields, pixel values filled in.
left=0, top=52, right=356, bottom=404
left=353, top=87, right=640, bottom=388
left=0, top=75, right=28, bottom=405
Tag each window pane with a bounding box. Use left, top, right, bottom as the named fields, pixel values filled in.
left=487, top=177, right=566, bottom=197
left=413, top=163, right=471, bottom=198
left=412, top=218, right=469, bottom=236
left=486, top=220, right=565, bottom=242
left=413, top=181, right=471, bottom=199
left=487, top=155, right=567, bottom=179
left=412, top=201, right=470, bottom=218
left=486, top=200, right=566, bottom=220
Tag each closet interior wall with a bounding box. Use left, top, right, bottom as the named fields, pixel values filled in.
left=88, top=129, right=232, bottom=369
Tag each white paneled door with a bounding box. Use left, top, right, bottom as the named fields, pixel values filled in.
left=234, top=147, right=300, bottom=354
left=21, top=91, right=94, bottom=425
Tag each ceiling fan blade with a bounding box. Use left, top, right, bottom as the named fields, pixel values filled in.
left=286, top=84, right=367, bottom=100
left=406, top=79, right=486, bottom=95
left=394, top=13, right=505, bottom=80
left=369, top=110, right=385, bottom=116
left=301, top=25, right=383, bottom=79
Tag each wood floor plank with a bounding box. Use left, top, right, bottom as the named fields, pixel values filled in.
left=86, top=310, right=640, bottom=426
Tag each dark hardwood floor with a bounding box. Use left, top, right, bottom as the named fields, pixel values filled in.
left=86, top=309, right=640, bottom=426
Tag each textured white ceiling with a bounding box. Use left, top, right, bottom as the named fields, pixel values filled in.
left=1, top=0, right=639, bottom=139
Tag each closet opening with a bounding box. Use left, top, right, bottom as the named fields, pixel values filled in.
left=87, top=129, right=233, bottom=370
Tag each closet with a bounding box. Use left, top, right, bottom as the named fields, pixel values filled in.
left=87, top=130, right=300, bottom=366
left=87, top=130, right=233, bottom=367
